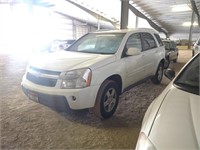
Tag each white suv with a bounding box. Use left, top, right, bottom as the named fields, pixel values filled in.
left=21, top=28, right=165, bottom=119
left=193, top=37, right=200, bottom=56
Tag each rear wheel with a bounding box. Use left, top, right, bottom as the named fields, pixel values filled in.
left=92, top=80, right=119, bottom=119
left=151, top=62, right=164, bottom=84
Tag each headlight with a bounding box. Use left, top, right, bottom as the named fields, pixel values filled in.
left=59, top=68, right=92, bottom=89
left=135, top=132, right=156, bottom=150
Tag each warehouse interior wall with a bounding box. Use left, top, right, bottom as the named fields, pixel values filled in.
left=0, top=2, right=199, bottom=54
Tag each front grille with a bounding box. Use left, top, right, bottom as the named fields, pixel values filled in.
left=27, top=73, right=57, bottom=87
left=30, top=66, right=61, bottom=75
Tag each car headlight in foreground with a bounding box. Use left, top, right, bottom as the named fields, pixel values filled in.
left=59, top=68, right=92, bottom=89
left=136, top=132, right=156, bottom=150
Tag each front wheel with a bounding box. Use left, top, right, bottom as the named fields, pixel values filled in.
left=92, top=80, right=119, bottom=119
left=151, top=62, right=164, bottom=84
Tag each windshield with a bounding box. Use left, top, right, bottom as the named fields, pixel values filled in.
left=66, top=33, right=125, bottom=54
left=174, top=54, right=199, bottom=95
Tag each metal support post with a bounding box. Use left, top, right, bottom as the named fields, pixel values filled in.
left=120, top=0, right=129, bottom=29
left=188, top=11, right=195, bottom=49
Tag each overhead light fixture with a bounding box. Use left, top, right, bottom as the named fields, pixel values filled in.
left=171, top=4, right=191, bottom=12
left=182, top=22, right=198, bottom=26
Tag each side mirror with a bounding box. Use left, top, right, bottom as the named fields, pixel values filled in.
left=126, top=47, right=141, bottom=56
left=164, top=68, right=175, bottom=80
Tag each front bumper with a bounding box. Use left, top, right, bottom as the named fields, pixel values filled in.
left=21, top=78, right=100, bottom=111
left=22, top=86, right=70, bottom=112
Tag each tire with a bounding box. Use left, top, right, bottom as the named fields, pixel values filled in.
left=164, top=57, right=170, bottom=69
left=151, top=62, right=164, bottom=84
left=92, top=80, right=119, bottom=119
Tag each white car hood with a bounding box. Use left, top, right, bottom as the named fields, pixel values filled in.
left=149, top=87, right=200, bottom=149
left=30, top=51, right=114, bottom=71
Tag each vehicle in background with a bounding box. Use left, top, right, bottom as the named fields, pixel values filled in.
left=136, top=53, right=199, bottom=150
left=50, top=39, right=76, bottom=52
left=162, top=39, right=179, bottom=68
left=193, top=37, right=200, bottom=56
left=21, top=28, right=165, bottom=119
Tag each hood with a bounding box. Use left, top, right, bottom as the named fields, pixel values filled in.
left=149, top=87, right=200, bottom=149
left=30, top=51, right=114, bottom=71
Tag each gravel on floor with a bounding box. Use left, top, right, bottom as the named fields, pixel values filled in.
left=0, top=50, right=192, bottom=149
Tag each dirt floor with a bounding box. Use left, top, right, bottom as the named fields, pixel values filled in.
left=0, top=50, right=192, bottom=149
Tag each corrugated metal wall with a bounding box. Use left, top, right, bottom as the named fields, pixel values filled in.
left=51, top=13, right=97, bottom=40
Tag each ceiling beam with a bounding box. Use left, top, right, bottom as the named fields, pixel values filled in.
left=129, top=4, right=168, bottom=36
left=65, top=0, right=119, bottom=29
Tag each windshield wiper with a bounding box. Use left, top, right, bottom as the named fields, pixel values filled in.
left=65, top=50, right=94, bottom=53
left=65, top=49, right=114, bottom=54
left=96, top=52, right=114, bottom=54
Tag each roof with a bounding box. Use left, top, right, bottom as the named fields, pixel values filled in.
left=92, top=28, right=158, bottom=34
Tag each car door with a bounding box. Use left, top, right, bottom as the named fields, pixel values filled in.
left=122, top=33, right=145, bottom=88
left=140, top=32, right=158, bottom=76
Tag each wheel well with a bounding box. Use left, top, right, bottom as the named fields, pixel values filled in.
left=106, top=75, right=122, bottom=94
left=160, top=59, right=165, bottom=65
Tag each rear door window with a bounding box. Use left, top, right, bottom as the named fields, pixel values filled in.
left=126, top=34, right=142, bottom=50
left=141, top=33, right=157, bottom=51
left=122, top=33, right=142, bottom=57
left=154, top=34, right=163, bottom=46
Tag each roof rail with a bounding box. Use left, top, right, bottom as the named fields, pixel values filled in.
left=95, top=29, right=113, bottom=32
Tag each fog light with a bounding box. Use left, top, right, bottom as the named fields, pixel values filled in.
left=72, top=96, right=76, bottom=101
